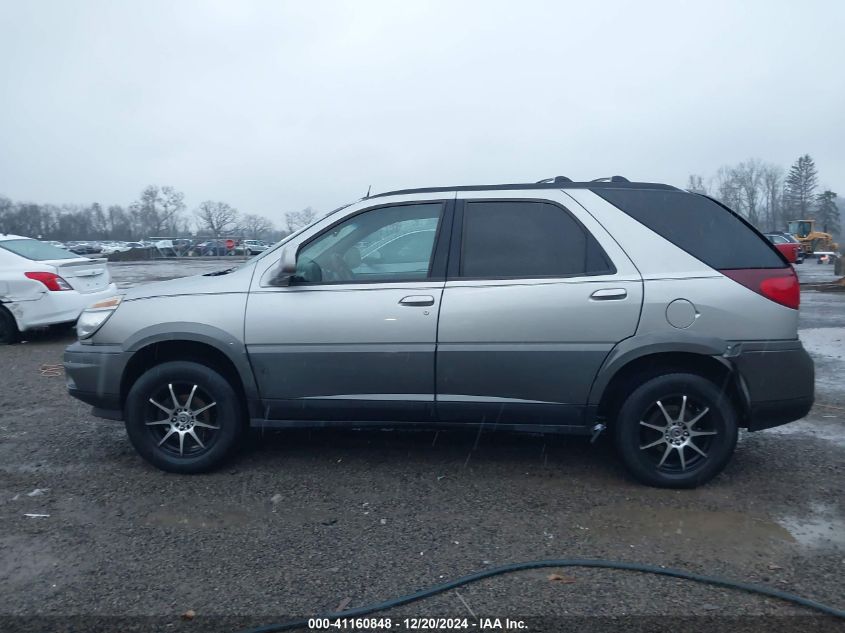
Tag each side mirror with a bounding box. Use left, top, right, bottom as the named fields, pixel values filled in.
left=269, top=245, right=297, bottom=286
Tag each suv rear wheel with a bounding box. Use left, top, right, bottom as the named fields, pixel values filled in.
left=124, top=361, right=243, bottom=473
left=613, top=373, right=738, bottom=488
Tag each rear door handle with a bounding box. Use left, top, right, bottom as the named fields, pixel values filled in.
left=590, top=288, right=627, bottom=301
left=399, top=295, right=435, bottom=307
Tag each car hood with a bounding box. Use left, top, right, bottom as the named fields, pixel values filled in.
left=123, top=267, right=252, bottom=301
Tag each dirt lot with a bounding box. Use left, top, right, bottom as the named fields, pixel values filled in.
left=1, top=261, right=844, bottom=632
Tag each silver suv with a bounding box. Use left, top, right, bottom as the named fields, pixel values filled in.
left=63, top=178, right=814, bottom=487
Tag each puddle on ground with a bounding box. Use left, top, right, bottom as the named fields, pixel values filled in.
left=586, top=502, right=845, bottom=553
left=777, top=502, right=845, bottom=548
left=585, top=505, right=795, bottom=551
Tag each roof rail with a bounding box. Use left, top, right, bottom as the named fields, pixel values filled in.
left=368, top=179, right=677, bottom=199
left=591, top=176, right=630, bottom=183
left=536, top=176, right=573, bottom=184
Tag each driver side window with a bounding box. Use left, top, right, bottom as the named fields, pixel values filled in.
left=294, top=203, right=443, bottom=284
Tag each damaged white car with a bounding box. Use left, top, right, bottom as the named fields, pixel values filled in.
left=0, top=234, right=118, bottom=343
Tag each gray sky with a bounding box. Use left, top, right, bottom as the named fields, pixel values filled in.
left=1, top=0, right=843, bottom=222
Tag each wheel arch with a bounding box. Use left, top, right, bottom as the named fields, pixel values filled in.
left=591, top=335, right=750, bottom=425
left=120, top=329, right=261, bottom=420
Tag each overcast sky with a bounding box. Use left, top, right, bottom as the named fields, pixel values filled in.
left=1, top=0, right=843, bottom=222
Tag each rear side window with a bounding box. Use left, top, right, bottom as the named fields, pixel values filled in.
left=594, top=189, right=785, bottom=269
left=459, top=201, right=614, bottom=278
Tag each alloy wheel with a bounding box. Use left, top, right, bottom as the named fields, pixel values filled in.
left=638, top=394, right=718, bottom=473
left=144, top=382, right=220, bottom=457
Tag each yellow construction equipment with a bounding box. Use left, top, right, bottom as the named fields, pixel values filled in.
left=787, top=220, right=839, bottom=255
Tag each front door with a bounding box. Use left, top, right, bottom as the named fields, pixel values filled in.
left=245, top=199, right=452, bottom=422
left=436, top=194, right=643, bottom=427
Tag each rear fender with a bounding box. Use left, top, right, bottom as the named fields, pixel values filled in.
left=588, top=332, right=730, bottom=406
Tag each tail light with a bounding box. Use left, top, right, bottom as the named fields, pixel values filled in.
left=720, top=268, right=799, bottom=310
left=25, top=271, right=72, bottom=291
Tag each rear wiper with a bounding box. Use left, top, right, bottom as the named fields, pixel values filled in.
left=204, top=267, right=235, bottom=277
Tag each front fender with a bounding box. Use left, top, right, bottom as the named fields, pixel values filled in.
left=123, top=322, right=261, bottom=406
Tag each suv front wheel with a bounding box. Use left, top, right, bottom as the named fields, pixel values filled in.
left=614, top=373, right=738, bottom=488
left=124, top=361, right=243, bottom=473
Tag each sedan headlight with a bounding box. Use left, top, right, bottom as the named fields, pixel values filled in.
left=77, top=296, right=122, bottom=339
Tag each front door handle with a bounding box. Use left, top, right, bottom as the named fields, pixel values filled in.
left=590, top=288, right=627, bottom=301
left=399, top=295, right=435, bottom=307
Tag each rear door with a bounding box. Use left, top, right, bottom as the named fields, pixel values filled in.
left=436, top=190, right=642, bottom=427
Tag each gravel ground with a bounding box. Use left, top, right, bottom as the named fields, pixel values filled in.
left=1, top=260, right=843, bottom=632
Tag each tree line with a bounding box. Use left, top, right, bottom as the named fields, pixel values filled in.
left=0, top=185, right=321, bottom=242
left=3, top=156, right=841, bottom=242
left=688, top=154, right=841, bottom=236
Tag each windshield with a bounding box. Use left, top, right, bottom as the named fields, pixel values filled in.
left=233, top=199, right=360, bottom=269
left=787, top=221, right=812, bottom=237
left=0, top=239, right=78, bottom=261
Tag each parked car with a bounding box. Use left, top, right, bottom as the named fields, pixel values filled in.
left=778, top=232, right=806, bottom=264
left=63, top=178, right=813, bottom=488
left=764, top=233, right=802, bottom=264
left=0, top=234, right=118, bottom=343
left=193, top=240, right=231, bottom=256
left=67, top=242, right=102, bottom=255
left=100, top=242, right=132, bottom=255
left=236, top=240, right=269, bottom=256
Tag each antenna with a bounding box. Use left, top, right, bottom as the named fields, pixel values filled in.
left=366, top=185, right=372, bottom=198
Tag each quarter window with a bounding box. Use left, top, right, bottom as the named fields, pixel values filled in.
left=459, top=201, right=613, bottom=278
left=295, top=203, right=442, bottom=284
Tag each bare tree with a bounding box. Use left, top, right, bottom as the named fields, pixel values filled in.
left=285, top=207, right=317, bottom=233
left=761, top=163, right=784, bottom=231
left=686, top=174, right=707, bottom=194
left=240, top=213, right=275, bottom=239
left=130, top=185, right=186, bottom=236
left=734, top=159, right=763, bottom=227
left=159, top=186, right=186, bottom=235
left=195, top=201, right=239, bottom=237
left=715, top=166, right=742, bottom=213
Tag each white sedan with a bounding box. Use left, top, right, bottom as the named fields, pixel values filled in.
left=0, top=235, right=118, bottom=343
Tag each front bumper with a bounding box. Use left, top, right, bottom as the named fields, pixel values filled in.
left=727, top=340, right=814, bottom=430
left=63, top=341, right=130, bottom=420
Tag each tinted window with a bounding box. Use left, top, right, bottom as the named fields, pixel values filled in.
left=295, top=203, right=442, bottom=283
left=594, top=189, right=785, bottom=269
left=459, top=201, right=613, bottom=278
left=0, top=239, right=77, bottom=261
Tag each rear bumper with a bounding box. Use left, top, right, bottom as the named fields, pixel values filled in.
left=10, top=284, right=118, bottom=331
left=63, top=341, right=130, bottom=421
left=727, top=339, right=814, bottom=430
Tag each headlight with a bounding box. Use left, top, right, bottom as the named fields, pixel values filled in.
left=77, top=295, right=122, bottom=339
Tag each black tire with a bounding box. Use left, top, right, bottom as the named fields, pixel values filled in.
left=613, top=373, right=738, bottom=488
left=0, top=306, right=19, bottom=345
left=124, top=361, right=243, bottom=473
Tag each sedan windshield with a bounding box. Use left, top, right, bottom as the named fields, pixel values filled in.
left=0, top=239, right=78, bottom=260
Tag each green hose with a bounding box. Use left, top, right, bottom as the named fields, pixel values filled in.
left=238, top=557, right=845, bottom=632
